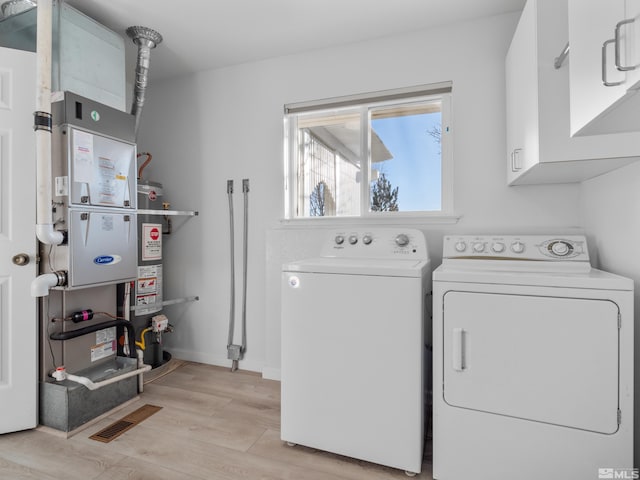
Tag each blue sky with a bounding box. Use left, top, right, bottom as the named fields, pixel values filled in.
left=371, top=112, right=442, bottom=211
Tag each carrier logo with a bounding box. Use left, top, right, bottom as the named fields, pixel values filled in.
left=93, top=255, right=122, bottom=265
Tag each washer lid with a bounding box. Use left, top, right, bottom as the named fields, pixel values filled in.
left=283, top=257, right=430, bottom=277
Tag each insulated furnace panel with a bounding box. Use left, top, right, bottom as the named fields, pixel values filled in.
left=59, top=126, right=136, bottom=209
left=66, top=209, right=137, bottom=288
left=51, top=92, right=136, bottom=210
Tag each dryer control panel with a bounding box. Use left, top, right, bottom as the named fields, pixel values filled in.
left=322, top=228, right=428, bottom=260
left=442, top=235, right=590, bottom=271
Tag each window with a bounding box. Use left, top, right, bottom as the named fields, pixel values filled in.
left=284, top=82, right=452, bottom=219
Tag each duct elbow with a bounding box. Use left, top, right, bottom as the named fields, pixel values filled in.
left=31, top=271, right=67, bottom=297
left=36, top=224, right=65, bottom=245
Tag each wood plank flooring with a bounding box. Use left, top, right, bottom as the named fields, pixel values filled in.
left=0, top=361, right=433, bottom=479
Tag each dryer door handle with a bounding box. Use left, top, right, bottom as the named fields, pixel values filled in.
left=452, top=328, right=465, bottom=371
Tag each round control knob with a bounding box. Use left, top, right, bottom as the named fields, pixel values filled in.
left=511, top=241, right=525, bottom=254
left=335, top=235, right=345, bottom=245
left=348, top=235, right=358, bottom=245
left=550, top=241, right=571, bottom=256
left=454, top=241, right=467, bottom=253
left=472, top=242, right=485, bottom=253
left=491, top=242, right=505, bottom=253
left=395, top=234, right=410, bottom=247
left=362, top=235, right=373, bottom=245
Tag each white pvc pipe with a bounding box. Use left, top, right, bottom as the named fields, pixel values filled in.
left=35, top=0, right=63, bottom=246
left=137, top=348, right=145, bottom=392
left=57, top=365, right=151, bottom=391
left=30, top=271, right=63, bottom=297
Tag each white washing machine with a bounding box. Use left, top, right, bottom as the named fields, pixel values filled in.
left=432, top=235, right=634, bottom=480
left=281, top=228, right=431, bottom=475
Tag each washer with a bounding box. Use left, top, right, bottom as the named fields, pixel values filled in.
left=281, top=228, right=431, bottom=475
left=432, top=235, right=634, bottom=480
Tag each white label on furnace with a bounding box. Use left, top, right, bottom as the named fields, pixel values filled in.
left=55, top=176, right=69, bottom=196
left=142, top=223, right=162, bottom=261
left=101, top=215, right=114, bottom=231
left=73, top=129, right=94, bottom=183
left=91, top=327, right=116, bottom=362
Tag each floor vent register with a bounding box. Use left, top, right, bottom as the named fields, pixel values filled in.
left=90, top=404, right=162, bottom=443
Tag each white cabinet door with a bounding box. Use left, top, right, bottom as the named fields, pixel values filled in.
left=505, top=0, right=640, bottom=185
left=569, top=0, right=640, bottom=135
left=505, top=0, right=539, bottom=185
left=624, top=0, right=640, bottom=86
left=0, top=47, right=37, bottom=434
left=443, top=291, right=620, bottom=434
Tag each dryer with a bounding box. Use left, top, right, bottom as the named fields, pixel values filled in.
left=432, top=235, right=634, bottom=480
left=281, top=228, right=431, bottom=475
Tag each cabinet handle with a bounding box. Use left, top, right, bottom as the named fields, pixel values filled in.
left=615, top=18, right=637, bottom=71
left=602, top=39, right=625, bottom=86
left=511, top=148, right=523, bottom=172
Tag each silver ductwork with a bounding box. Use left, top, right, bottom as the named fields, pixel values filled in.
left=126, top=26, right=163, bottom=139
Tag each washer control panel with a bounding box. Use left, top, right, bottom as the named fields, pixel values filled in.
left=442, top=235, right=589, bottom=262
left=324, top=229, right=428, bottom=259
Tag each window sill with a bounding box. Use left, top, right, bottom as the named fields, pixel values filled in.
left=277, top=213, right=461, bottom=228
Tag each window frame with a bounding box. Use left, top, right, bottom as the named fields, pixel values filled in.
left=283, top=83, right=455, bottom=223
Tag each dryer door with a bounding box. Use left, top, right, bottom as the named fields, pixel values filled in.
left=442, top=291, right=619, bottom=434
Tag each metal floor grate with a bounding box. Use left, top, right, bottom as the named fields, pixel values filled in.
left=90, top=404, right=162, bottom=443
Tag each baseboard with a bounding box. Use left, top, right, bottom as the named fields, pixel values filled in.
left=261, top=366, right=281, bottom=381
left=167, top=348, right=264, bottom=374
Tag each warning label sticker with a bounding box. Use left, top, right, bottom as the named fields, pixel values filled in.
left=136, top=264, right=163, bottom=316
left=142, top=223, right=162, bottom=261
left=91, top=327, right=117, bottom=362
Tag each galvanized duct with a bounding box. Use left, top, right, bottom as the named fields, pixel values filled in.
left=126, top=26, right=163, bottom=139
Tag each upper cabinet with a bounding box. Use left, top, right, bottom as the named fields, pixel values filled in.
left=568, top=0, right=640, bottom=136
left=506, top=0, right=640, bottom=185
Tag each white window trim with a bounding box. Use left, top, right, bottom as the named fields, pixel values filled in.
left=283, top=83, right=457, bottom=223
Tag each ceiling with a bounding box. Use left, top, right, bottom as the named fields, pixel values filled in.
left=63, top=0, right=525, bottom=82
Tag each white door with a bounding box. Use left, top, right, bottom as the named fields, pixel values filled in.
left=442, top=291, right=620, bottom=434
left=0, top=47, right=37, bottom=433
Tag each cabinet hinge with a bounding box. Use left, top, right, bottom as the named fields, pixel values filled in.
left=618, top=408, right=622, bottom=425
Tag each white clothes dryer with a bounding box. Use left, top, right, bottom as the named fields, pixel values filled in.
left=281, top=229, right=431, bottom=475
left=432, top=235, right=634, bottom=480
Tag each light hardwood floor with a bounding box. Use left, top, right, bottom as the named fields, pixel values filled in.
left=0, top=361, right=433, bottom=479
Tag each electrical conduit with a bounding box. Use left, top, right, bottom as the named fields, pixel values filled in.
left=226, top=180, right=237, bottom=365
left=226, top=179, right=249, bottom=372
left=240, top=179, right=249, bottom=356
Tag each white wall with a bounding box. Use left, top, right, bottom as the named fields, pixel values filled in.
left=137, top=12, right=583, bottom=377
left=579, top=162, right=640, bottom=466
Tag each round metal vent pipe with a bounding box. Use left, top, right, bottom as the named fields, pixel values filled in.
left=126, top=26, right=163, bottom=139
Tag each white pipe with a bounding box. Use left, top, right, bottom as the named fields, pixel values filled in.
left=137, top=348, right=145, bottom=392
left=35, top=0, right=63, bottom=246
left=36, top=224, right=64, bottom=245
left=30, top=271, right=65, bottom=297
left=54, top=364, right=151, bottom=391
